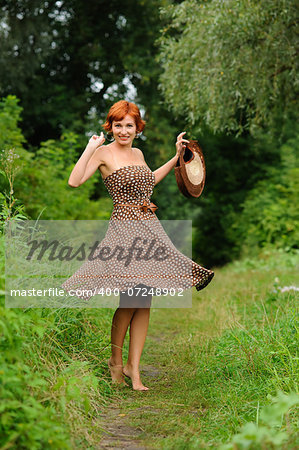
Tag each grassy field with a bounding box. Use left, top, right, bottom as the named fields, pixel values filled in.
left=1, top=237, right=298, bottom=449
left=120, top=250, right=298, bottom=449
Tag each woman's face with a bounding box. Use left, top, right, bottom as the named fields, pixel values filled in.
left=111, top=114, right=137, bottom=146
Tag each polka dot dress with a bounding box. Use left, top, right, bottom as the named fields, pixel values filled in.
left=61, top=165, right=214, bottom=300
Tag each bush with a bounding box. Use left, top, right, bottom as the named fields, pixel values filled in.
left=0, top=95, right=112, bottom=223
left=220, top=392, right=299, bottom=450
left=229, top=133, right=299, bottom=257
left=0, top=307, right=72, bottom=449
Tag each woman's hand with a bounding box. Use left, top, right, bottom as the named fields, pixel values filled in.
left=68, top=132, right=105, bottom=187
left=87, top=132, right=105, bottom=152
left=175, top=132, right=190, bottom=157
left=152, top=132, right=190, bottom=186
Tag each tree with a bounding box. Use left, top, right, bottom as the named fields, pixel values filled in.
left=157, top=0, right=298, bottom=136
left=0, top=0, right=176, bottom=148
left=0, top=0, right=132, bottom=144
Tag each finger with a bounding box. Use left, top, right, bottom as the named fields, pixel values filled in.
left=177, top=131, right=186, bottom=138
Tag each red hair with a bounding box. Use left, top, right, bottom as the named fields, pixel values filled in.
left=102, top=100, right=146, bottom=133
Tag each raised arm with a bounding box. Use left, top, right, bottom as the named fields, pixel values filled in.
left=68, top=133, right=105, bottom=187
left=152, top=132, right=189, bottom=186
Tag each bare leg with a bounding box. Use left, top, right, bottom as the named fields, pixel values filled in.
left=123, top=307, right=151, bottom=391
left=108, top=307, right=136, bottom=385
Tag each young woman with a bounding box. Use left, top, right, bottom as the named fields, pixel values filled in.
left=64, top=100, right=214, bottom=391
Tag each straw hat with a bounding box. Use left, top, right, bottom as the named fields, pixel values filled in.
left=174, top=140, right=206, bottom=198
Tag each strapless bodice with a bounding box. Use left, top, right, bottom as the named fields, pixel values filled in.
left=102, top=164, right=155, bottom=206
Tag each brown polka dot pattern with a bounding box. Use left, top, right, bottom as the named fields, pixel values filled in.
left=61, top=165, right=214, bottom=300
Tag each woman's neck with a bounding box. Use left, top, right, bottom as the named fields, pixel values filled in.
left=112, top=142, right=133, bottom=152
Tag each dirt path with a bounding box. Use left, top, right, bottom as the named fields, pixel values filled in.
left=98, top=401, right=146, bottom=449
left=96, top=297, right=224, bottom=450
left=96, top=285, right=229, bottom=449
left=97, top=360, right=163, bottom=449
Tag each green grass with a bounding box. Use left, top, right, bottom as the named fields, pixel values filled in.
left=1, top=235, right=298, bottom=449
left=0, top=232, right=117, bottom=448
left=119, top=250, right=299, bottom=449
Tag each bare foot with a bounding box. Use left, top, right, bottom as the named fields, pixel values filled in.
left=123, top=363, right=149, bottom=391
left=107, top=358, right=129, bottom=387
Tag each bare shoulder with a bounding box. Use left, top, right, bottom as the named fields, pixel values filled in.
left=133, top=147, right=146, bottom=162
left=94, top=144, right=111, bottom=166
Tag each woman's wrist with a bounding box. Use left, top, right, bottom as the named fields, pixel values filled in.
left=85, top=143, right=97, bottom=154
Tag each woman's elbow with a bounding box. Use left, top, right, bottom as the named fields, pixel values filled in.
left=68, top=178, right=81, bottom=188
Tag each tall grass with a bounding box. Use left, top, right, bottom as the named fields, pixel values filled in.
left=0, top=235, right=118, bottom=448
left=122, top=251, right=299, bottom=449
left=1, top=234, right=298, bottom=449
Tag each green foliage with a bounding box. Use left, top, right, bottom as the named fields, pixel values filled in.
left=1, top=231, right=299, bottom=447
left=0, top=195, right=27, bottom=231
left=0, top=96, right=31, bottom=226
left=192, top=131, right=266, bottom=266
left=0, top=303, right=114, bottom=448
left=0, top=148, right=28, bottom=231
left=192, top=124, right=298, bottom=266
left=0, top=1, right=53, bottom=98
left=0, top=94, right=113, bottom=227
left=0, top=307, right=71, bottom=449
left=0, top=233, right=115, bottom=448
left=157, top=0, right=298, bottom=135
left=192, top=287, right=299, bottom=402
left=0, top=0, right=172, bottom=145
left=220, top=392, right=299, bottom=449
left=0, top=96, right=30, bottom=227
left=211, top=305, right=298, bottom=394
left=14, top=130, right=112, bottom=220
left=0, top=95, right=26, bottom=151
left=188, top=271, right=299, bottom=447
left=146, top=106, right=196, bottom=220
left=230, top=133, right=299, bottom=255
left=110, top=249, right=299, bottom=449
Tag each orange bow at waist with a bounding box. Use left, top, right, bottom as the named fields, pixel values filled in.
left=114, top=200, right=158, bottom=214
